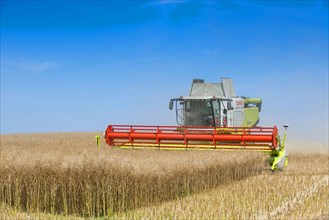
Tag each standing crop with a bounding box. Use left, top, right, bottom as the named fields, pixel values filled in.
left=0, top=133, right=267, bottom=217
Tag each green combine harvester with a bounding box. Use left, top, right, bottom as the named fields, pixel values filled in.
left=105, top=78, right=288, bottom=171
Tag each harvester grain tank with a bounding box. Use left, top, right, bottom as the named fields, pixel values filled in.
left=104, top=78, right=288, bottom=171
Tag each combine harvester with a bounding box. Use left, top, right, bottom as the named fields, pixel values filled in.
left=105, top=78, right=288, bottom=171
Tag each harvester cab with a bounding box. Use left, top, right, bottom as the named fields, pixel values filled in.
left=169, top=78, right=262, bottom=127
left=104, top=77, right=288, bottom=171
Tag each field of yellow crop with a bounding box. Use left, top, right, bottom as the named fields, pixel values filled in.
left=115, top=153, right=329, bottom=219
left=0, top=133, right=328, bottom=219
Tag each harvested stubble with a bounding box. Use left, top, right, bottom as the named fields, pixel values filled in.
left=0, top=133, right=267, bottom=217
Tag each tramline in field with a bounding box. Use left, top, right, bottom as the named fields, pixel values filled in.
left=104, top=78, right=288, bottom=171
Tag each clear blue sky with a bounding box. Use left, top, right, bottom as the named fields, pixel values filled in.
left=1, top=0, right=328, bottom=141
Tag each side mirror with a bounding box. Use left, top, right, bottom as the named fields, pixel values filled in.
left=256, top=102, right=262, bottom=112
left=227, top=101, right=233, bottom=110
left=169, top=100, right=174, bottom=110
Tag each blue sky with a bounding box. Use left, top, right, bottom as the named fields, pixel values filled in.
left=1, top=0, right=328, bottom=141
